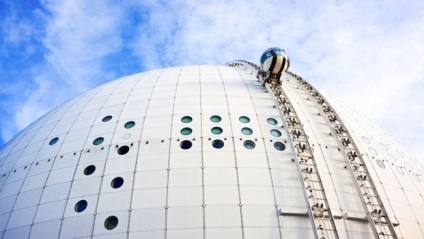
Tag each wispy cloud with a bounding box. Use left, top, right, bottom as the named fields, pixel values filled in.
left=0, top=0, right=423, bottom=160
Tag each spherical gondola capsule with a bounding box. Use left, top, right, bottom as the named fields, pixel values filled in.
left=260, top=47, right=290, bottom=75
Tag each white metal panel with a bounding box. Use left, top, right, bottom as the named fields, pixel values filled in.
left=205, top=228, right=243, bottom=239
left=136, top=154, right=169, bottom=171
left=240, top=186, right=275, bottom=205
left=3, top=226, right=31, bottom=239
left=46, top=166, right=76, bottom=186
left=69, top=177, right=102, bottom=198
left=30, top=220, right=62, bottom=239
left=40, top=182, right=71, bottom=204
left=168, top=186, right=202, bottom=206
left=167, top=206, right=203, bottom=229
left=244, top=228, right=280, bottom=239
left=20, top=172, right=48, bottom=192
left=34, top=200, right=66, bottom=223
left=242, top=205, right=279, bottom=227
left=97, top=191, right=131, bottom=212
left=14, top=188, right=43, bottom=210
left=60, top=214, right=94, bottom=238
left=238, top=168, right=272, bottom=186
left=132, top=188, right=166, bottom=209
left=104, top=157, right=136, bottom=174
left=133, top=170, right=167, bottom=190
left=129, top=208, right=165, bottom=232
left=6, top=206, right=37, bottom=229
left=169, top=152, right=202, bottom=168
left=64, top=195, right=98, bottom=218
left=167, top=229, right=203, bottom=239
left=168, top=168, right=202, bottom=187
left=204, top=168, right=237, bottom=185
left=0, top=195, right=17, bottom=215
left=204, top=186, right=239, bottom=205
left=205, top=205, right=241, bottom=227
left=0, top=179, right=24, bottom=199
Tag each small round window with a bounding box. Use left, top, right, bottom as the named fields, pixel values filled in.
left=369, top=147, right=378, bottom=156
left=124, top=121, right=135, bottom=129
left=93, top=137, right=104, bottom=146
left=243, top=140, right=256, bottom=149
left=102, top=115, right=112, bottom=122
left=180, top=140, right=192, bottom=150
left=74, top=200, right=88, bottom=213
left=210, top=115, right=221, bottom=123
left=181, top=116, right=192, bottom=123
left=376, top=160, right=385, bottom=169
left=274, top=142, right=285, bottom=151
left=212, top=140, right=224, bottom=149
left=267, top=118, right=278, bottom=125
left=49, top=137, right=59, bottom=145
left=396, top=166, right=404, bottom=175
left=239, top=116, right=250, bottom=123
left=84, top=165, right=96, bottom=175
left=211, top=127, right=223, bottom=135
left=111, top=177, right=124, bottom=189
left=241, top=127, right=253, bottom=135
left=181, top=127, right=192, bottom=135
left=270, top=129, right=282, bottom=137
left=388, top=154, right=397, bottom=162
left=117, top=145, right=130, bottom=155
left=379, top=143, right=388, bottom=151
left=104, top=216, right=118, bottom=230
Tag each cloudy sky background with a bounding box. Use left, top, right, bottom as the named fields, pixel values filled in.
left=0, top=0, right=423, bottom=158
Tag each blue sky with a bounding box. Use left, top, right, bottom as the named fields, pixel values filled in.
left=1, top=0, right=423, bottom=158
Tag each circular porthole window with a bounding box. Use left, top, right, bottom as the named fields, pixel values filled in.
left=180, top=140, right=192, bottom=150
left=239, top=116, right=250, bottom=123
left=117, top=145, right=130, bottom=155
left=111, top=177, right=124, bottom=189
left=181, top=116, right=192, bottom=123
left=210, top=115, right=221, bottom=123
left=388, top=154, right=397, bottom=162
left=369, top=147, right=378, bottom=156
left=267, top=118, right=278, bottom=125
left=124, top=121, right=135, bottom=129
left=241, top=127, right=253, bottom=135
left=181, top=127, right=192, bottom=135
left=396, top=166, right=404, bottom=175
left=104, top=216, right=118, bottom=230
left=84, top=165, right=96, bottom=175
left=49, top=137, right=59, bottom=145
left=361, top=136, right=370, bottom=144
left=376, top=160, right=385, bottom=169
left=243, top=140, right=256, bottom=149
left=274, top=142, right=286, bottom=151
left=379, top=143, right=388, bottom=151
left=212, top=140, right=224, bottom=149
left=74, top=200, right=88, bottom=213
left=93, top=137, right=104, bottom=146
left=270, top=129, right=282, bottom=137
left=211, top=127, right=223, bottom=135
left=102, top=115, right=112, bottom=122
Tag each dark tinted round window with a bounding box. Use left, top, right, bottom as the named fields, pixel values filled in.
left=181, top=127, right=192, bottom=135
left=111, top=177, right=124, bottom=189
left=93, top=137, right=104, bottom=146
left=241, top=127, right=253, bottom=135
left=180, top=140, right=192, bottom=149
left=274, top=142, right=285, bottom=151
left=124, top=121, right=135, bottom=129
left=49, top=137, right=59, bottom=145
left=239, top=116, right=250, bottom=123
left=270, top=129, right=282, bottom=137
left=267, top=118, right=278, bottom=125
left=74, top=200, right=88, bottom=212
left=211, top=127, right=223, bottom=135
left=210, top=115, right=222, bottom=123
left=104, top=216, right=118, bottom=230
left=181, top=116, right=192, bottom=123
left=212, top=140, right=224, bottom=149
left=117, top=145, right=130, bottom=155
left=243, top=140, right=256, bottom=149
left=102, top=115, right=112, bottom=122
left=84, top=165, right=96, bottom=175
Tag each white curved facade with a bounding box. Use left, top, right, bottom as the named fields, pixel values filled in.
left=0, top=63, right=423, bottom=239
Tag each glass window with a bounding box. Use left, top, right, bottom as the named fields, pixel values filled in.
left=181, top=116, right=192, bottom=123
left=274, top=142, right=285, bottom=151
left=243, top=140, right=256, bottom=149
left=102, top=115, right=112, bottom=122
left=239, top=116, right=250, bottom=123
left=93, top=137, right=104, bottom=146
left=180, top=140, right=192, bottom=149
left=270, top=129, right=282, bottom=137
left=211, top=127, right=223, bottom=135
left=104, top=216, right=118, bottom=230
left=388, top=154, right=397, bottom=162
left=241, top=127, right=253, bottom=135
left=84, top=165, right=96, bottom=175
left=210, top=115, right=221, bottom=123
left=267, top=118, right=278, bottom=125
left=124, top=121, right=135, bottom=129
left=74, top=200, right=88, bottom=213
left=117, top=145, right=130, bottom=155
left=212, top=140, right=224, bottom=149
left=49, top=137, right=59, bottom=145
left=111, top=177, right=124, bottom=189
left=181, top=127, right=192, bottom=135
left=376, top=160, right=385, bottom=169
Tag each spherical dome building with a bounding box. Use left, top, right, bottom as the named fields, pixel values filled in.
left=0, top=53, right=423, bottom=239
